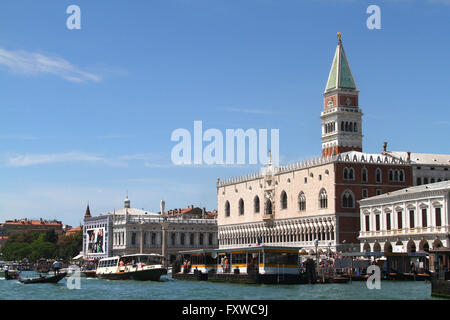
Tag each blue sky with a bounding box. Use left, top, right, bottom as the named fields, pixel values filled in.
left=0, top=0, right=449, bottom=226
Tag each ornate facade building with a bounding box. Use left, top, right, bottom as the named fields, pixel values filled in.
left=83, top=197, right=218, bottom=261
left=359, top=181, right=450, bottom=253
left=216, top=35, right=418, bottom=254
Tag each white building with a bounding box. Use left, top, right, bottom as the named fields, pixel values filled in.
left=83, top=197, right=218, bottom=262
left=383, top=149, right=450, bottom=186
left=359, top=181, right=450, bottom=253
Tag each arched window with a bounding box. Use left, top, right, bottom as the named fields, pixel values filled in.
left=280, top=191, right=288, bottom=210
left=254, top=196, right=260, bottom=213
left=238, top=199, right=244, bottom=215
left=265, top=200, right=273, bottom=215
left=343, top=168, right=349, bottom=180
left=319, top=189, right=328, bottom=209
left=298, top=192, right=306, bottom=211
left=394, top=170, right=399, bottom=182
left=225, top=201, right=230, bottom=217
left=389, top=170, right=393, bottom=181
left=342, top=190, right=354, bottom=208
left=190, top=233, right=194, bottom=245
left=399, top=170, right=404, bottom=182
left=376, top=168, right=382, bottom=183
left=341, top=121, right=344, bottom=131
left=349, top=168, right=354, bottom=180
left=362, top=168, right=368, bottom=182
left=353, top=123, right=357, bottom=132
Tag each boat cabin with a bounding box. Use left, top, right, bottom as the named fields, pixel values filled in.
left=178, top=246, right=302, bottom=276
left=97, top=254, right=164, bottom=276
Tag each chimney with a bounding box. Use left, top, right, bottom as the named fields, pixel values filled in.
left=202, top=208, right=206, bottom=219
left=383, top=142, right=387, bottom=153
left=407, top=151, right=411, bottom=163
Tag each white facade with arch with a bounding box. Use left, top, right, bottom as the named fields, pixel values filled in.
left=359, top=181, right=450, bottom=253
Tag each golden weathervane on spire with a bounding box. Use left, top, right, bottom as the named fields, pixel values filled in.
left=337, top=32, right=342, bottom=42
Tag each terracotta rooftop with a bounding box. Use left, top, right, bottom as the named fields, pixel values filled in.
left=4, top=219, right=62, bottom=226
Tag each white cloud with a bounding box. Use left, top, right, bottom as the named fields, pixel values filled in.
left=4, top=151, right=167, bottom=168
left=0, top=47, right=101, bottom=83
left=6, top=151, right=104, bottom=167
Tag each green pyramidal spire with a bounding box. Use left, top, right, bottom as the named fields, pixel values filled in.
left=325, top=33, right=357, bottom=92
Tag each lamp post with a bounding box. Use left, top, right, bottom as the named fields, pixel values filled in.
left=160, top=200, right=168, bottom=268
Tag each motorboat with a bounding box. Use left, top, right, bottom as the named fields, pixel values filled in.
left=96, top=254, right=166, bottom=281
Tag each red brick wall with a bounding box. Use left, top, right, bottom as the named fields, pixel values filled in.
left=322, top=146, right=362, bottom=158
left=324, top=94, right=359, bottom=109
left=334, top=162, right=413, bottom=243
left=338, top=216, right=360, bottom=244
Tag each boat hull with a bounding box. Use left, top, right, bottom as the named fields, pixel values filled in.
left=82, top=270, right=97, bottom=278
left=97, top=268, right=165, bottom=281
left=19, top=272, right=67, bottom=284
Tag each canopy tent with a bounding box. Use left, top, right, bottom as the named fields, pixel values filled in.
left=72, top=253, right=84, bottom=260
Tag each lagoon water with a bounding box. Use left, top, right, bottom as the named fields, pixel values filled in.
left=0, top=273, right=443, bottom=300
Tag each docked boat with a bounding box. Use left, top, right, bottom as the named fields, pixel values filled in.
left=82, top=269, right=97, bottom=278
left=19, top=272, right=67, bottom=284
left=173, top=246, right=309, bottom=284
left=96, top=254, right=166, bottom=281
left=4, top=271, right=20, bottom=280
left=81, top=260, right=98, bottom=278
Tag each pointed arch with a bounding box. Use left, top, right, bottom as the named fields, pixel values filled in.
left=342, top=189, right=355, bottom=208
left=298, top=192, right=306, bottom=211
left=265, top=200, right=273, bottom=215
left=362, top=167, right=368, bottom=182
left=407, top=240, right=416, bottom=253
left=238, top=198, right=244, bottom=215
left=376, top=168, right=382, bottom=183
left=280, top=190, right=288, bottom=210
left=319, top=188, right=328, bottom=209
left=384, top=241, right=393, bottom=253
left=225, top=201, right=230, bottom=217
left=373, top=242, right=381, bottom=252
left=363, top=242, right=371, bottom=252
left=253, top=196, right=260, bottom=214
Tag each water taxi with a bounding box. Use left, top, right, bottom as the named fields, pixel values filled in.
left=96, top=254, right=166, bottom=281
left=173, top=246, right=309, bottom=284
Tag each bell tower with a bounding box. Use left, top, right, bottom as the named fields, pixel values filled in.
left=321, top=33, right=363, bottom=158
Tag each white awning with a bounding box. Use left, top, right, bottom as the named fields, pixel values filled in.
left=72, top=254, right=84, bottom=260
